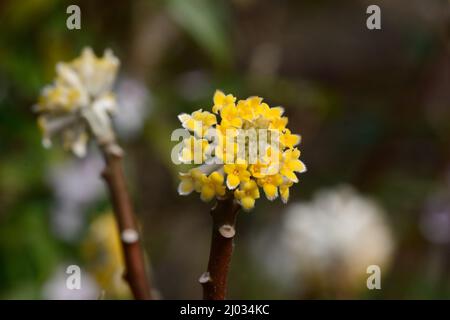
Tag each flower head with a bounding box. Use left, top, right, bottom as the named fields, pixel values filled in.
left=176, top=91, right=306, bottom=211
left=34, top=47, right=120, bottom=157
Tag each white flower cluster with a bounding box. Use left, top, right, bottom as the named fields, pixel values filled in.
left=260, top=185, right=394, bottom=294
left=35, top=47, right=120, bottom=157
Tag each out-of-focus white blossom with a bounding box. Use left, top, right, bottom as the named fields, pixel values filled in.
left=115, top=77, right=151, bottom=139
left=35, top=47, right=120, bottom=157
left=48, top=152, right=105, bottom=241
left=42, top=265, right=99, bottom=300
left=420, top=189, right=450, bottom=245
left=260, top=185, right=394, bottom=295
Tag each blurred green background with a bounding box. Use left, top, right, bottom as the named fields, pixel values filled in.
left=0, top=0, right=449, bottom=299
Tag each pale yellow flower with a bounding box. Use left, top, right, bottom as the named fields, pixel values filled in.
left=178, top=109, right=217, bottom=137
left=224, top=164, right=251, bottom=189
left=280, top=148, right=306, bottom=183
left=234, top=180, right=261, bottom=211
left=257, top=174, right=283, bottom=201
left=279, top=180, right=293, bottom=204
left=179, top=136, right=210, bottom=164
left=200, top=171, right=226, bottom=202
left=35, top=47, right=119, bottom=157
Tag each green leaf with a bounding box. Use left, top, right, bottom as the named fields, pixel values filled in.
left=167, top=0, right=231, bottom=65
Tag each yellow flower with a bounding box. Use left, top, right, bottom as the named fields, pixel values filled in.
left=178, top=110, right=217, bottom=137
left=269, top=115, right=288, bottom=131
left=249, top=161, right=269, bottom=179
left=224, top=164, right=251, bottom=189
left=215, top=124, right=239, bottom=139
left=260, top=104, right=284, bottom=120
left=247, top=96, right=263, bottom=110
left=175, top=90, right=305, bottom=210
left=237, top=98, right=258, bottom=122
left=214, top=131, right=238, bottom=164
left=178, top=172, right=195, bottom=195
left=280, top=128, right=301, bottom=149
left=234, top=180, right=261, bottom=211
left=212, top=90, right=236, bottom=114
left=249, top=153, right=279, bottom=179
left=257, top=174, right=283, bottom=200
left=200, top=171, right=226, bottom=202
left=220, top=104, right=243, bottom=129
left=280, top=148, right=307, bottom=182
left=179, top=136, right=210, bottom=164
left=178, top=167, right=210, bottom=195
left=279, top=181, right=293, bottom=204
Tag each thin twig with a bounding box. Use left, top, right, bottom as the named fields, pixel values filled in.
left=100, top=142, right=153, bottom=300
left=200, top=197, right=240, bottom=300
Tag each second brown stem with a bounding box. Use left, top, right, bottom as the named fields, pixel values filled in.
left=101, top=143, right=153, bottom=300
left=200, top=197, right=241, bottom=300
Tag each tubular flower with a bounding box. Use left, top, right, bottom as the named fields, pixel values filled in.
left=214, top=127, right=239, bottom=163
left=280, top=148, right=306, bottom=183
left=279, top=180, right=293, bottom=204
left=234, top=180, right=261, bottom=211
left=176, top=91, right=306, bottom=210
left=34, top=47, right=120, bottom=157
left=179, top=136, right=210, bottom=164
left=280, top=128, right=301, bottom=149
left=224, top=164, right=251, bottom=189
left=200, top=171, right=227, bottom=202
left=257, top=173, right=284, bottom=201
left=212, top=90, right=236, bottom=114
left=178, top=110, right=217, bottom=137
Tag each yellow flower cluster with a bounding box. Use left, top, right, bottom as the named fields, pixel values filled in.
left=177, top=90, right=306, bottom=211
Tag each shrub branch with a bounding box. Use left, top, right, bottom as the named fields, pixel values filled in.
left=200, top=197, right=241, bottom=300
left=100, top=142, right=153, bottom=300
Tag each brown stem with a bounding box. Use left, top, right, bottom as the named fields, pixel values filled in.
left=100, top=143, right=152, bottom=300
left=200, top=197, right=240, bottom=300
